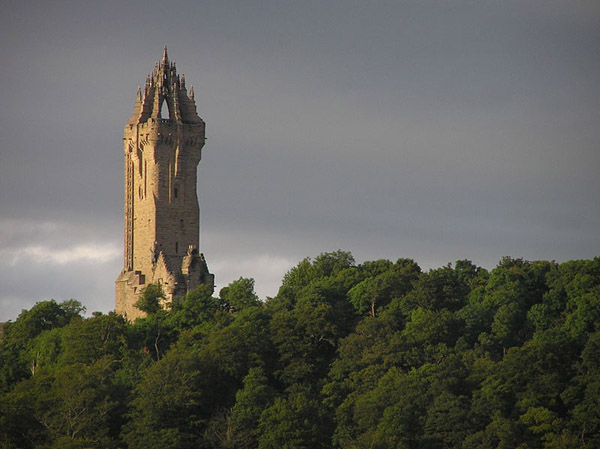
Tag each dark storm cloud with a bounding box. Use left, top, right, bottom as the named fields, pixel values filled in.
left=1, top=0, right=599, bottom=320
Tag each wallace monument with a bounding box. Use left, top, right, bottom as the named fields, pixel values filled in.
left=115, top=48, right=214, bottom=320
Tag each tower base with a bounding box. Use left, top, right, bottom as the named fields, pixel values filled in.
left=115, top=249, right=214, bottom=321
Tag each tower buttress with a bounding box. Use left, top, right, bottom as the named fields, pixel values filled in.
left=116, top=48, right=213, bottom=320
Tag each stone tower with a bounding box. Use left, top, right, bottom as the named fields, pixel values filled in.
left=116, top=47, right=214, bottom=320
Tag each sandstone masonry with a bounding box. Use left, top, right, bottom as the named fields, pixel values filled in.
left=116, top=47, right=214, bottom=320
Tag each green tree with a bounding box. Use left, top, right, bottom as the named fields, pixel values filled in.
left=277, top=250, right=355, bottom=303
left=258, top=386, right=330, bottom=449
left=231, top=367, right=276, bottom=441
left=134, top=284, right=165, bottom=315
left=59, top=312, right=128, bottom=365
left=167, top=284, right=222, bottom=333
left=203, top=367, right=277, bottom=449
left=566, top=331, right=600, bottom=446
left=130, top=284, right=174, bottom=360
left=16, top=358, right=122, bottom=449
left=0, top=300, right=84, bottom=390
left=122, top=343, right=207, bottom=449
left=219, top=277, right=261, bottom=312
left=0, top=387, right=46, bottom=449
left=270, top=301, right=342, bottom=385
left=202, top=306, right=274, bottom=384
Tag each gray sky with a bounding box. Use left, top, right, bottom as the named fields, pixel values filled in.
left=1, top=0, right=599, bottom=321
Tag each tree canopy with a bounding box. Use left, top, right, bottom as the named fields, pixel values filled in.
left=1, top=253, right=599, bottom=448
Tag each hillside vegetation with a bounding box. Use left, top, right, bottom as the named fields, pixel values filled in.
left=1, top=251, right=599, bottom=448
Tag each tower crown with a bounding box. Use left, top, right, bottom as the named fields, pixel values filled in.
left=128, top=46, right=203, bottom=126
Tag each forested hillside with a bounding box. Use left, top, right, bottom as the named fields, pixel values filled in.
left=1, top=251, right=599, bottom=448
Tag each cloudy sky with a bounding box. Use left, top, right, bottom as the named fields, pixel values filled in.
left=1, top=0, right=599, bottom=321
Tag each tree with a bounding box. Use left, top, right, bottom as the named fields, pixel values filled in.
left=0, top=300, right=84, bottom=390
left=202, top=307, right=274, bottom=383
left=423, top=392, right=471, bottom=447
left=122, top=344, right=207, bottom=449
left=348, top=259, right=420, bottom=318
left=167, top=284, right=222, bottom=332
left=347, top=367, right=431, bottom=449
left=59, top=313, right=128, bottom=365
left=270, top=302, right=342, bottom=385
left=277, top=251, right=355, bottom=303
left=0, top=386, right=46, bottom=449
left=219, top=278, right=260, bottom=312
left=131, top=284, right=173, bottom=360
left=258, top=385, right=330, bottom=449
left=204, top=367, right=277, bottom=449
left=567, top=331, right=600, bottom=446
left=11, top=358, right=122, bottom=449
left=134, top=284, right=165, bottom=315
left=231, top=367, right=276, bottom=440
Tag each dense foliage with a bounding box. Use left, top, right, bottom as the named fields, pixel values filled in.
left=1, top=251, right=599, bottom=448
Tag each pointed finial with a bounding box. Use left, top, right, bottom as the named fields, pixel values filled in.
left=137, top=86, right=142, bottom=101
left=162, top=45, right=168, bottom=63
left=189, top=85, right=195, bottom=101
left=181, top=74, right=186, bottom=89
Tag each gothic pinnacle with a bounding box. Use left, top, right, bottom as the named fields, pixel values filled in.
left=189, top=85, right=195, bottom=101
left=162, top=45, right=168, bottom=64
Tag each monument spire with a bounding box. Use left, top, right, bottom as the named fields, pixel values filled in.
left=126, top=48, right=202, bottom=126
left=116, top=49, right=214, bottom=320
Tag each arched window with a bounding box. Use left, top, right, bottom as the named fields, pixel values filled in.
left=160, top=99, right=170, bottom=119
